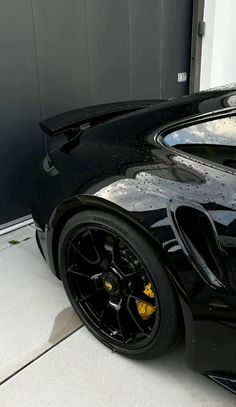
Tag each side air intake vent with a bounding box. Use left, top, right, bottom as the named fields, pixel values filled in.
left=175, top=206, right=225, bottom=284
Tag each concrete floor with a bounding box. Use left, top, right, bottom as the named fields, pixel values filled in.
left=0, top=226, right=81, bottom=384
left=0, top=226, right=235, bottom=406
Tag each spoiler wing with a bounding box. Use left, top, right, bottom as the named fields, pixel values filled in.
left=40, top=100, right=164, bottom=137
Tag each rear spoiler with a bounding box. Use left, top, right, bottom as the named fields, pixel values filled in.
left=40, top=100, right=164, bottom=137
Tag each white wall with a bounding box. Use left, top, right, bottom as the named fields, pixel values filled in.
left=200, top=0, right=236, bottom=90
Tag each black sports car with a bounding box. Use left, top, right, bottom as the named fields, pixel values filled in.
left=32, top=85, right=236, bottom=394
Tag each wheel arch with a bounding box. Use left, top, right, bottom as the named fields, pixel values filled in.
left=49, top=195, right=165, bottom=279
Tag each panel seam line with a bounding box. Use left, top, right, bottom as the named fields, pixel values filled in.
left=85, top=0, right=92, bottom=105
left=0, top=326, right=84, bottom=386
left=30, top=0, right=43, bottom=121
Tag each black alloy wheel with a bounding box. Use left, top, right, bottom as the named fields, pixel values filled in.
left=58, top=209, right=180, bottom=359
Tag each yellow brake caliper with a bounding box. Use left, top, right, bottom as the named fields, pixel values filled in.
left=136, top=282, right=156, bottom=320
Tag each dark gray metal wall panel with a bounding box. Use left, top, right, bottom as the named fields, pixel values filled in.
left=0, top=0, right=194, bottom=225
left=129, top=0, right=163, bottom=99
left=0, top=1, right=42, bottom=224
left=32, top=0, right=90, bottom=118
left=161, top=0, right=193, bottom=99
left=86, top=0, right=130, bottom=104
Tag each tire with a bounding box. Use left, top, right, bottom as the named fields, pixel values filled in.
left=58, top=209, right=180, bottom=359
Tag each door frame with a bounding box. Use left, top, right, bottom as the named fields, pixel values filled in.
left=189, top=0, right=205, bottom=93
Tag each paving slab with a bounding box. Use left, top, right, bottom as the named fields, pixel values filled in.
left=0, top=226, right=34, bottom=251
left=0, top=228, right=82, bottom=383
left=0, top=328, right=235, bottom=407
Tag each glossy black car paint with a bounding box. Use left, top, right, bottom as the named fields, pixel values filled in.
left=32, top=87, right=236, bottom=394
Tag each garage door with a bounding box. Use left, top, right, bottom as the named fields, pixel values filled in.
left=0, top=0, right=193, bottom=227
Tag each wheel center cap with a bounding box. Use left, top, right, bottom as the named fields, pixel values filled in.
left=103, top=272, right=120, bottom=295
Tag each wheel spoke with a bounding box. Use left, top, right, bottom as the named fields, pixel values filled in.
left=129, top=292, right=155, bottom=308
left=107, top=299, right=130, bottom=343
left=65, top=265, right=92, bottom=280
left=115, top=303, right=131, bottom=343
left=98, top=308, right=106, bottom=329
left=66, top=265, right=105, bottom=301
left=85, top=229, right=101, bottom=261
left=75, top=287, right=104, bottom=304
left=104, top=236, right=120, bottom=268
left=69, top=228, right=101, bottom=265
left=127, top=297, right=150, bottom=337
left=98, top=299, right=129, bottom=343
left=66, top=265, right=103, bottom=282
left=116, top=311, right=125, bottom=343
left=98, top=303, right=112, bottom=329
left=125, top=270, right=141, bottom=278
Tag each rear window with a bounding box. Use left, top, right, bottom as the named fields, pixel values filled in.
left=163, top=116, right=236, bottom=169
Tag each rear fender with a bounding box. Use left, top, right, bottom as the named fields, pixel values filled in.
left=47, top=194, right=168, bottom=278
